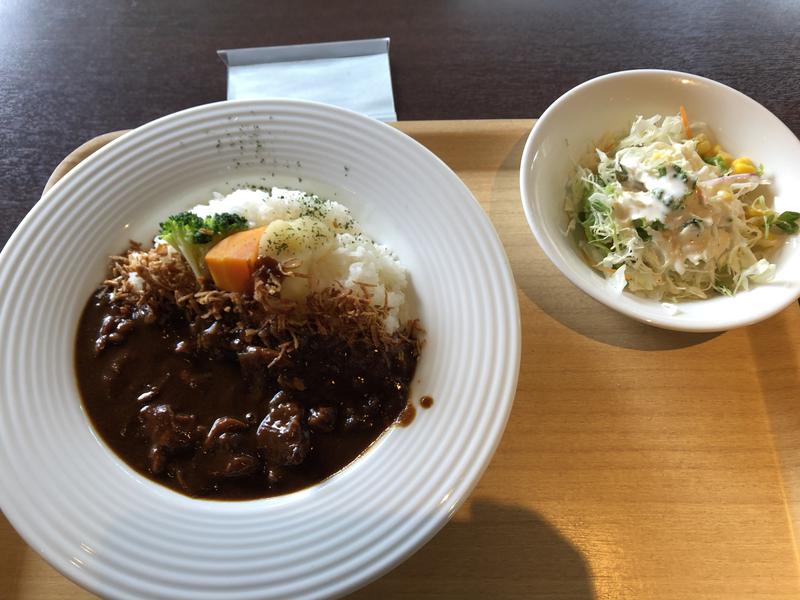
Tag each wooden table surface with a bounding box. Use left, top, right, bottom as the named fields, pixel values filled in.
left=3, top=120, right=800, bottom=599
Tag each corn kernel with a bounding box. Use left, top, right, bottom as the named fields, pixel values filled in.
left=732, top=157, right=756, bottom=174
left=710, top=144, right=734, bottom=165
left=744, top=205, right=768, bottom=219
left=716, top=190, right=732, bottom=202
left=696, top=139, right=712, bottom=155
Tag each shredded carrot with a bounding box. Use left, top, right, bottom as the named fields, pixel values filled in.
left=679, top=105, right=693, bottom=139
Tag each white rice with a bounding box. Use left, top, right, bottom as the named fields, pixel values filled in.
left=189, top=188, right=407, bottom=333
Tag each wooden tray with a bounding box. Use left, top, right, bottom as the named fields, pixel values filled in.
left=4, top=120, right=800, bottom=599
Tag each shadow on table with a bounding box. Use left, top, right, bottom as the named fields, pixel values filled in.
left=348, top=499, right=595, bottom=600
left=492, top=132, right=718, bottom=351
left=3, top=500, right=594, bottom=600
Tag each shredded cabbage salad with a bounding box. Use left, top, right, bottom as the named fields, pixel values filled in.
left=565, top=111, right=799, bottom=300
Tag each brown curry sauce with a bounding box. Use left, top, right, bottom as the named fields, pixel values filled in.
left=76, top=295, right=419, bottom=500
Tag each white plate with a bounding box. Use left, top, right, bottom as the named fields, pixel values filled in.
left=520, top=69, right=800, bottom=331
left=0, top=100, right=520, bottom=599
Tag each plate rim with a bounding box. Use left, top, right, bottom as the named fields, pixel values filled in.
left=0, top=98, right=522, bottom=599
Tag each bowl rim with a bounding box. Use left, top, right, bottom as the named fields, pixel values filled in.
left=519, top=68, right=800, bottom=332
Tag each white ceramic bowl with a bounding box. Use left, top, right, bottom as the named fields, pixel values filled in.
left=0, top=100, right=520, bottom=599
left=520, top=69, right=800, bottom=331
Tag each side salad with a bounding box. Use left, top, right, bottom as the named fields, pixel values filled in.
left=565, top=108, right=798, bottom=300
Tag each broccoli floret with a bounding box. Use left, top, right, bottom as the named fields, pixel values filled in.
left=159, top=211, right=248, bottom=277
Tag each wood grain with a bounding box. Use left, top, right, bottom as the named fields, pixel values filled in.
left=3, top=120, right=800, bottom=599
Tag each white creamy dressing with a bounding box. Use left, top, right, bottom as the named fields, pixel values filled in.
left=612, top=140, right=735, bottom=274
left=567, top=113, right=783, bottom=300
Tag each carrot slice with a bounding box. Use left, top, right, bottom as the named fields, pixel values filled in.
left=679, top=105, right=693, bottom=139
left=205, top=226, right=265, bottom=293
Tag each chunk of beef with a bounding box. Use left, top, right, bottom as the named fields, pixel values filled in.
left=137, top=403, right=199, bottom=474
left=204, top=416, right=248, bottom=449
left=196, top=320, right=224, bottom=352
left=219, top=454, right=259, bottom=478
left=237, top=346, right=279, bottom=384
left=257, top=394, right=310, bottom=467
left=307, top=406, right=337, bottom=432
left=95, top=314, right=137, bottom=354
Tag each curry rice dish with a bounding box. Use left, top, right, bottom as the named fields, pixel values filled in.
left=75, top=187, right=422, bottom=500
